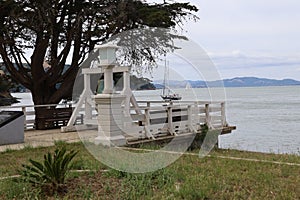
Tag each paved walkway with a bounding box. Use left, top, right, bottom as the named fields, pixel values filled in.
left=0, top=129, right=80, bottom=152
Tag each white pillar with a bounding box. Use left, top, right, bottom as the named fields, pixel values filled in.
left=205, top=103, right=212, bottom=129
left=103, top=66, right=114, bottom=94
left=121, top=71, right=131, bottom=116
left=94, top=94, right=127, bottom=146
left=221, top=102, right=226, bottom=127
left=84, top=74, right=92, bottom=120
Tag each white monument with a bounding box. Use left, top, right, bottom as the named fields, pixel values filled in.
left=61, top=44, right=142, bottom=146
left=94, top=44, right=127, bottom=146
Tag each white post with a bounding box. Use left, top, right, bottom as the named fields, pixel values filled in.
left=144, top=108, right=154, bottom=139
left=84, top=73, right=92, bottom=120
left=122, top=71, right=131, bottom=116
left=22, top=106, right=26, bottom=129
left=102, top=66, right=114, bottom=94
left=94, top=44, right=128, bottom=146
left=167, top=106, right=176, bottom=135
left=221, top=102, right=226, bottom=127
left=205, top=103, right=211, bottom=129
left=187, top=105, right=196, bottom=133
left=94, top=94, right=127, bottom=146
left=145, top=108, right=150, bottom=126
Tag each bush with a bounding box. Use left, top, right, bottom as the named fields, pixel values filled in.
left=21, top=146, right=78, bottom=195
left=188, top=124, right=209, bottom=150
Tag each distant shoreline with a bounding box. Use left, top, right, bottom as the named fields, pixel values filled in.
left=154, top=77, right=300, bottom=88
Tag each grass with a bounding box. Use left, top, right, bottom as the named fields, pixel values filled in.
left=0, top=142, right=299, bottom=199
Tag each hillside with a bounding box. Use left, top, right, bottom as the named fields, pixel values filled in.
left=154, top=77, right=300, bottom=88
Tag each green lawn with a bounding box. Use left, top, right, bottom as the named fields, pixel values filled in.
left=0, top=142, right=299, bottom=199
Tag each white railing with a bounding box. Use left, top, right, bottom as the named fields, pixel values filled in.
left=127, top=101, right=227, bottom=140
left=0, top=100, right=227, bottom=134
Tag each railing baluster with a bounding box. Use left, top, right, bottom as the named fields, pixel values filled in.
left=205, top=103, right=211, bottom=128
left=144, top=108, right=154, bottom=139
left=167, top=106, right=176, bottom=135
left=221, top=102, right=226, bottom=127
left=22, top=106, right=27, bottom=129
left=187, top=105, right=196, bottom=133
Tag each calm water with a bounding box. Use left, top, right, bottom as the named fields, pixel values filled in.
left=9, top=86, right=300, bottom=155
left=222, top=86, right=300, bottom=155
left=135, top=86, right=300, bottom=155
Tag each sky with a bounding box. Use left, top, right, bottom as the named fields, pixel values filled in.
left=2, top=1, right=300, bottom=81
left=148, top=0, right=300, bottom=80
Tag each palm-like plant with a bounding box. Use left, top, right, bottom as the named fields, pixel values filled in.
left=22, top=146, right=78, bottom=194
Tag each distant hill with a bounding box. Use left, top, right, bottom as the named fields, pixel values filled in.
left=215, top=77, right=300, bottom=87
left=154, top=77, right=300, bottom=88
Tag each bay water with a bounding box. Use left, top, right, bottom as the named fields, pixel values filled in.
left=9, top=86, right=300, bottom=155
left=131, top=86, right=300, bottom=155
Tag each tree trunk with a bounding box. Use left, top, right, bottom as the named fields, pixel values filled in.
left=32, top=85, right=59, bottom=130
left=31, top=68, right=76, bottom=130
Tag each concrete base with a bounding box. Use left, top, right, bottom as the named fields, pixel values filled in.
left=94, top=94, right=127, bottom=147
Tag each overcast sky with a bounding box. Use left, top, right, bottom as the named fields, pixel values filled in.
left=3, top=1, right=300, bottom=81
left=148, top=0, right=300, bottom=80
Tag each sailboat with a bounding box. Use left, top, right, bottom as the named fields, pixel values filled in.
left=160, top=59, right=182, bottom=101
left=185, top=82, right=192, bottom=90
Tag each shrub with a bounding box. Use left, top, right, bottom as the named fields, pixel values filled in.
left=188, top=124, right=209, bottom=150
left=21, top=146, right=78, bottom=195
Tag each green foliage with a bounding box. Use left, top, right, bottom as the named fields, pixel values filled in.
left=112, top=73, right=156, bottom=91
left=0, top=178, right=42, bottom=200
left=21, top=146, right=78, bottom=195
left=53, top=140, right=68, bottom=147
left=188, top=124, right=209, bottom=151
left=0, top=142, right=300, bottom=199
left=0, top=0, right=199, bottom=106
left=122, top=169, right=174, bottom=199
left=0, top=75, right=11, bottom=93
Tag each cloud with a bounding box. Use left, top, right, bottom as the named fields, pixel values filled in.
left=211, top=53, right=300, bottom=69
left=182, top=0, right=300, bottom=57
left=207, top=51, right=300, bottom=80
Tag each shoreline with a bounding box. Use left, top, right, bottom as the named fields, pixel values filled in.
left=0, top=128, right=299, bottom=158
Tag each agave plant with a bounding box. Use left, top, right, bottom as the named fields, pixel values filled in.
left=22, top=146, right=78, bottom=194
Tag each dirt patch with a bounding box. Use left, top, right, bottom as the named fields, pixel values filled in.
left=64, top=171, right=124, bottom=199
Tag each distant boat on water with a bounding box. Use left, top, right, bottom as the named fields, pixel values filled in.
left=185, top=82, right=192, bottom=90
left=160, top=58, right=182, bottom=101
left=161, top=92, right=182, bottom=101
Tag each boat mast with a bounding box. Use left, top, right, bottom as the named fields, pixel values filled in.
left=162, top=56, right=167, bottom=96
left=166, top=60, right=170, bottom=95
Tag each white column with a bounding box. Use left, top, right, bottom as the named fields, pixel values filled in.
left=121, top=71, right=131, bottom=116
left=94, top=94, right=127, bottom=146
left=103, top=66, right=114, bottom=94
left=84, top=74, right=92, bottom=120
left=205, top=103, right=212, bottom=129
left=221, top=102, right=226, bottom=127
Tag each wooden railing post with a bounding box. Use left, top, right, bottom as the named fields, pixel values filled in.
left=187, top=105, right=196, bottom=133
left=145, top=108, right=150, bottom=127
left=221, top=102, right=226, bottom=127
left=144, top=108, right=154, bottom=139
left=84, top=73, right=92, bottom=121
left=22, top=106, right=27, bottom=129
left=187, top=105, right=192, bottom=127
left=167, top=106, right=176, bottom=135
left=205, top=103, right=211, bottom=128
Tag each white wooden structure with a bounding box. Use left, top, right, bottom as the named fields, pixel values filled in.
left=61, top=44, right=143, bottom=146
left=58, top=44, right=235, bottom=146
left=0, top=44, right=235, bottom=146
left=0, top=100, right=234, bottom=136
